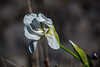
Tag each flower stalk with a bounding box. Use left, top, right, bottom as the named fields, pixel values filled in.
left=60, top=44, right=81, bottom=61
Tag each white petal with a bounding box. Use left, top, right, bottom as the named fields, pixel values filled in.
left=28, top=25, right=43, bottom=35
left=38, top=13, right=47, bottom=22
left=29, top=40, right=37, bottom=53
left=45, top=29, right=60, bottom=49
left=23, top=13, right=37, bottom=25
left=38, top=13, right=53, bottom=28
left=24, top=26, right=41, bottom=40
left=44, top=21, right=53, bottom=29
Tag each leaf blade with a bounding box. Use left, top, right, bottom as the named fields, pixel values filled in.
left=69, top=40, right=89, bottom=67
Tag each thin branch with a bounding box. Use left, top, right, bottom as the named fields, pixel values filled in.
left=39, top=41, right=45, bottom=61
left=44, top=57, right=49, bottom=67
left=70, top=56, right=73, bottom=67
left=27, top=0, right=32, bottom=13
left=1, top=57, right=7, bottom=67
left=45, top=38, right=49, bottom=67
left=79, top=62, right=82, bottom=67
left=39, top=38, right=50, bottom=67
left=1, top=57, right=23, bottom=67
left=32, top=54, right=36, bottom=67
left=35, top=46, right=40, bottom=67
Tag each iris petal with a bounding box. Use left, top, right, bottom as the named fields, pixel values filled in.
left=38, top=13, right=53, bottom=28
left=24, top=13, right=37, bottom=25
left=24, top=26, right=41, bottom=40
left=29, top=40, right=37, bottom=53
left=28, top=25, right=43, bottom=35
left=45, top=29, right=60, bottom=49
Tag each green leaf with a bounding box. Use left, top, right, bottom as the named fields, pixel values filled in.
left=69, top=40, right=89, bottom=67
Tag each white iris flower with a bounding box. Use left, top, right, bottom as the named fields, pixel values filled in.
left=23, top=13, right=60, bottom=53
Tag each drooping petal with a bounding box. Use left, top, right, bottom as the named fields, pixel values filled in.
left=29, top=40, right=37, bottom=53
left=24, top=25, right=41, bottom=40
left=24, top=13, right=37, bottom=25
left=38, top=13, right=53, bottom=28
left=45, top=29, right=60, bottom=49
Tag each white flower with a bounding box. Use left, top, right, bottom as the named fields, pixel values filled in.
left=23, top=13, right=60, bottom=53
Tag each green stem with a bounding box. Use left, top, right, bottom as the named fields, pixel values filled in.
left=60, top=44, right=81, bottom=61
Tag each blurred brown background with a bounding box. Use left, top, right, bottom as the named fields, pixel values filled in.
left=0, top=0, right=100, bottom=67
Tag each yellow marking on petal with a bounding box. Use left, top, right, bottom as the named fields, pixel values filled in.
left=38, top=28, right=43, bottom=31
left=47, top=29, right=52, bottom=35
